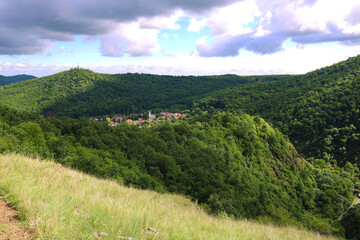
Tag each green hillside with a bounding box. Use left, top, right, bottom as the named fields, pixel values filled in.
left=0, top=68, right=290, bottom=118
left=1, top=57, right=360, bottom=237
left=195, top=55, right=360, bottom=166
left=0, top=74, right=36, bottom=86
left=0, top=105, right=357, bottom=236
left=0, top=154, right=341, bottom=240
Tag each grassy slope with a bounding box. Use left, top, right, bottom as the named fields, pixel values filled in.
left=0, top=154, right=339, bottom=240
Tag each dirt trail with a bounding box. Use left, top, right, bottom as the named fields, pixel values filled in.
left=0, top=197, right=33, bottom=240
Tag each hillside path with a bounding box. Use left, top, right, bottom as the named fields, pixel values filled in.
left=0, top=197, right=33, bottom=240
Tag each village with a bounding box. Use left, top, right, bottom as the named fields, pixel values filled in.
left=92, top=111, right=188, bottom=127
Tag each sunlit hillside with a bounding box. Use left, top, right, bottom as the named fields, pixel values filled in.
left=0, top=154, right=340, bottom=240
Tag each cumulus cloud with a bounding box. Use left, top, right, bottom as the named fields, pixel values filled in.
left=0, top=26, right=54, bottom=55
left=2, top=40, right=360, bottom=77
left=187, top=18, right=208, bottom=32
left=198, top=33, right=286, bottom=56
left=197, top=0, right=360, bottom=56
left=346, top=5, right=360, bottom=25
left=0, top=0, right=236, bottom=55
left=100, top=11, right=185, bottom=57
left=100, top=22, right=160, bottom=57
left=1, top=0, right=360, bottom=57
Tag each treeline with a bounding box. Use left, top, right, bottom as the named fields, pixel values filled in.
left=0, top=68, right=291, bottom=118
left=0, top=74, right=36, bottom=86
left=195, top=55, right=360, bottom=167
left=0, top=105, right=358, bottom=236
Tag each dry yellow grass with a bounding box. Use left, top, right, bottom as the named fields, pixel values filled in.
left=0, top=154, right=341, bottom=240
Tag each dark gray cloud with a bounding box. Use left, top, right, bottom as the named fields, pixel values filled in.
left=1, top=0, right=360, bottom=57
left=74, top=0, right=237, bottom=20
left=0, top=0, right=237, bottom=55
left=292, top=32, right=360, bottom=45
left=0, top=26, right=53, bottom=55
left=198, top=33, right=286, bottom=56
left=245, top=34, right=286, bottom=54
left=290, top=24, right=360, bottom=46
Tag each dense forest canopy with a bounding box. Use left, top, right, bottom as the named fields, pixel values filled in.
left=195, top=55, right=360, bottom=167
left=1, top=56, right=360, bottom=237
left=0, top=74, right=36, bottom=86
left=0, top=105, right=358, bottom=236
left=0, top=68, right=291, bottom=118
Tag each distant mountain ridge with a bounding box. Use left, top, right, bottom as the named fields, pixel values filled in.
left=0, top=68, right=290, bottom=118
left=0, top=61, right=359, bottom=236
left=0, top=74, right=36, bottom=86
left=1, top=56, right=360, bottom=166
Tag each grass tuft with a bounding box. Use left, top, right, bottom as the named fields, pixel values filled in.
left=0, top=154, right=340, bottom=240
left=0, top=224, right=6, bottom=232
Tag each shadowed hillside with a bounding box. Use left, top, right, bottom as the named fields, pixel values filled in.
left=0, top=68, right=291, bottom=118
left=0, top=74, right=36, bottom=86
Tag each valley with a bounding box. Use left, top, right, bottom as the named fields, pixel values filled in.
left=0, top=56, right=359, bottom=239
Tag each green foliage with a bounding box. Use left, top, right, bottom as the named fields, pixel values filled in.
left=1, top=56, right=360, bottom=236
left=0, top=105, right=356, bottom=236
left=195, top=55, right=360, bottom=166
left=0, top=74, right=36, bottom=86
left=340, top=205, right=360, bottom=239
left=0, top=68, right=290, bottom=118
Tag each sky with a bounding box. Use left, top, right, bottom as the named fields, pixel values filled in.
left=1, top=0, right=360, bottom=77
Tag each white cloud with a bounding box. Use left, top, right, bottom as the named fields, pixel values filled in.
left=207, top=0, right=261, bottom=36
left=100, top=12, right=183, bottom=57
left=187, top=18, right=207, bottom=32
left=58, top=46, right=65, bottom=53
left=196, top=0, right=360, bottom=56
left=295, top=0, right=356, bottom=32
left=161, top=33, right=169, bottom=39
left=79, top=42, right=360, bottom=76
left=0, top=0, right=237, bottom=55
left=2, top=41, right=359, bottom=78
left=100, top=22, right=160, bottom=57
left=139, top=10, right=183, bottom=30
left=2, top=0, right=360, bottom=77
left=14, top=63, right=26, bottom=67
left=196, top=36, right=208, bottom=45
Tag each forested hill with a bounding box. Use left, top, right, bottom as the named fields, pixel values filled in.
left=195, top=55, right=360, bottom=166
left=0, top=104, right=357, bottom=236
left=0, top=68, right=290, bottom=118
left=0, top=74, right=36, bottom=86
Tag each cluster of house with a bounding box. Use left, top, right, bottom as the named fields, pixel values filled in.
left=93, top=112, right=187, bottom=128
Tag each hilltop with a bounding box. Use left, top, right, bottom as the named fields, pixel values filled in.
left=0, top=154, right=341, bottom=240
left=0, top=56, right=360, bottom=236
left=1, top=55, right=360, bottom=166
left=195, top=55, right=360, bottom=166
left=0, top=74, right=36, bottom=86
left=0, top=68, right=290, bottom=118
